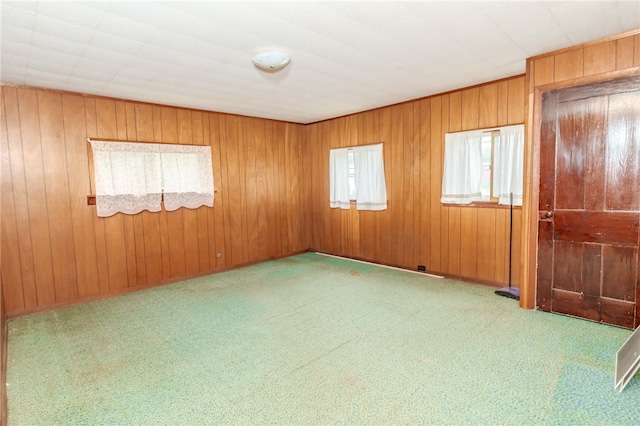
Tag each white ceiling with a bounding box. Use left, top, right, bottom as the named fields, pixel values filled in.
left=1, top=1, right=639, bottom=124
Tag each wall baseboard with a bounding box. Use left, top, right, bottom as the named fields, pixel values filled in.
left=311, top=249, right=516, bottom=289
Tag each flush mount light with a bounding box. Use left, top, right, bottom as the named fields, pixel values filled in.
left=252, top=51, right=291, bottom=72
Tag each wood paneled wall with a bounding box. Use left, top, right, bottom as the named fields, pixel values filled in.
left=3, top=31, right=634, bottom=318
left=521, top=29, right=640, bottom=308
left=1, top=86, right=309, bottom=317
left=306, top=76, right=526, bottom=285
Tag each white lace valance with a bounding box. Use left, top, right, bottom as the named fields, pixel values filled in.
left=90, top=140, right=214, bottom=217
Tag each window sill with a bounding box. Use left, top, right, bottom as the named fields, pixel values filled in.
left=442, top=201, right=521, bottom=209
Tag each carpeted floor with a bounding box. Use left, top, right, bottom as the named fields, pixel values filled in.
left=7, top=252, right=640, bottom=424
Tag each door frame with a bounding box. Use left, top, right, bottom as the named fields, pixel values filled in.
left=520, top=68, right=640, bottom=317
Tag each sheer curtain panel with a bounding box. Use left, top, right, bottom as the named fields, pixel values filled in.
left=441, top=131, right=484, bottom=204
left=160, top=144, right=214, bottom=211
left=493, top=124, right=524, bottom=206
left=353, top=143, right=387, bottom=210
left=329, top=147, right=351, bottom=209
left=90, top=141, right=163, bottom=217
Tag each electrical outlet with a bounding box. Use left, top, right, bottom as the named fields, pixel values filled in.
left=417, top=265, right=426, bottom=272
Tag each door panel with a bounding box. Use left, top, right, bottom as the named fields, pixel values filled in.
left=601, top=245, right=637, bottom=301
left=537, top=75, right=640, bottom=329
left=556, top=97, right=607, bottom=210
left=553, top=211, right=638, bottom=245
left=606, top=91, right=640, bottom=211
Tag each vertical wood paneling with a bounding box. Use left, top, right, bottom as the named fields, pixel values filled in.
left=2, top=88, right=37, bottom=311
left=402, top=103, right=415, bottom=268
left=554, top=49, right=584, bottom=81
left=511, top=209, right=522, bottom=286
left=495, top=209, right=509, bottom=284
left=285, top=123, right=302, bottom=253
left=2, top=87, right=307, bottom=316
left=277, top=122, right=291, bottom=255
left=497, top=80, right=510, bottom=125
left=533, top=56, right=555, bottom=87
left=440, top=95, right=451, bottom=273
left=254, top=119, right=269, bottom=259
left=616, top=37, right=634, bottom=70
left=429, top=97, right=442, bottom=272
left=378, top=108, right=392, bottom=264
left=225, top=115, right=242, bottom=265
left=240, top=117, right=255, bottom=260
left=478, top=84, right=498, bottom=129
left=448, top=92, right=462, bottom=132
left=357, top=113, right=371, bottom=259
left=390, top=104, right=404, bottom=266
left=264, top=120, right=280, bottom=257
left=38, top=91, right=78, bottom=302
left=459, top=207, right=478, bottom=278
left=1, top=89, right=25, bottom=313
left=218, top=115, right=234, bottom=267
left=209, top=113, right=227, bottom=268
left=447, top=206, right=461, bottom=276
left=584, top=41, right=616, bottom=75
left=476, top=209, right=497, bottom=282
left=17, top=88, right=56, bottom=306
left=411, top=104, right=422, bottom=267
left=85, top=98, right=111, bottom=293
left=507, top=77, right=525, bottom=125
left=461, top=87, right=479, bottom=129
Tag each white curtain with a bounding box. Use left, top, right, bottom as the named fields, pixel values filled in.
left=90, top=141, right=214, bottom=217
left=441, top=130, right=484, bottom=204
left=160, top=144, right=214, bottom=211
left=329, top=147, right=351, bottom=209
left=493, top=124, right=524, bottom=206
left=353, top=143, right=387, bottom=210
left=90, top=141, right=163, bottom=217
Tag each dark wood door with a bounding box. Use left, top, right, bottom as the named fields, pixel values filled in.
left=537, top=75, right=640, bottom=329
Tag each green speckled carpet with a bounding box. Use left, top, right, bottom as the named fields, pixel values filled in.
left=7, top=252, right=640, bottom=424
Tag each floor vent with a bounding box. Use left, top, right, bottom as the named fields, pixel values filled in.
left=615, top=325, right=640, bottom=392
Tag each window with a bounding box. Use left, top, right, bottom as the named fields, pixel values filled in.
left=330, top=143, right=387, bottom=211
left=441, top=124, right=524, bottom=206
left=347, top=151, right=356, bottom=200
left=479, top=131, right=499, bottom=202
left=89, top=140, right=214, bottom=217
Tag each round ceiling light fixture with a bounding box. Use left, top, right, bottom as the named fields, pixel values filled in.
left=252, top=51, right=291, bottom=72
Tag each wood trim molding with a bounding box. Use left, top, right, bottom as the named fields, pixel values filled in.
left=520, top=88, right=544, bottom=310
left=529, top=68, right=640, bottom=94
left=528, top=28, right=640, bottom=62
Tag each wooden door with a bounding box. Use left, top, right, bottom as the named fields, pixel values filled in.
left=537, top=75, right=640, bottom=329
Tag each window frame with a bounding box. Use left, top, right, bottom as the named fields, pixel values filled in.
left=478, top=130, right=500, bottom=204
left=441, top=124, right=524, bottom=208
